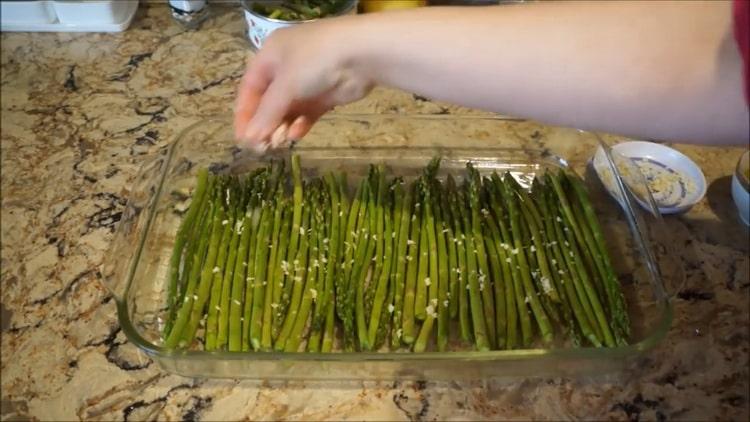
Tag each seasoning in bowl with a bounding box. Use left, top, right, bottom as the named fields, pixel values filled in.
left=592, top=141, right=707, bottom=214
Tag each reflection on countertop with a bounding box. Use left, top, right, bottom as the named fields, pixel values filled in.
left=1, top=4, right=748, bottom=421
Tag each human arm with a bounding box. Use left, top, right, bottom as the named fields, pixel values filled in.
left=234, top=1, right=749, bottom=149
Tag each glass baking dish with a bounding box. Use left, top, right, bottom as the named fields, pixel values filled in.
left=103, top=115, right=677, bottom=380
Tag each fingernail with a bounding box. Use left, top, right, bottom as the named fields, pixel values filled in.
left=270, top=122, right=290, bottom=149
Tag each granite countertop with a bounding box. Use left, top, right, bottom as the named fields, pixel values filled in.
left=1, top=4, right=748, bottom=421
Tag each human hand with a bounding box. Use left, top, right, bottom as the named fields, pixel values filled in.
left=234, top=20, right=374, bottom=152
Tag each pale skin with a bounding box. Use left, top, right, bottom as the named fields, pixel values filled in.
left=234, top=1, right=749, bottom=151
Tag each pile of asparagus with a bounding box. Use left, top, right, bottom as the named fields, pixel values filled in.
left=162, top=155, right=629, bottom=352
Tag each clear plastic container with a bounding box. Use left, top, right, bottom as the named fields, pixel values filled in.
left=102, top=115, right=679, bottom=380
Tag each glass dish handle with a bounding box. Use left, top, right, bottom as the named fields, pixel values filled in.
left=594, top=135, right=685, bottom=300
left=101, top=148, right=170, bottom=302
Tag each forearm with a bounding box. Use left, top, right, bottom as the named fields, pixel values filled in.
left=337, top=1, right=747, bottom=145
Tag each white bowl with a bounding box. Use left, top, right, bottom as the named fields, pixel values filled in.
left=241, top=0, right=357, bottom=50
left=732, top=151, right=749, bottom=226
left=593, top=141, right=707, bottom=214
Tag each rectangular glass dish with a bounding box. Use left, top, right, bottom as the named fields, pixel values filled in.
left=103, top=115, right=675, bottom=380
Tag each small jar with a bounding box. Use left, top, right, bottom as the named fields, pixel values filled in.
left=169, top=0, right=210, bottom=29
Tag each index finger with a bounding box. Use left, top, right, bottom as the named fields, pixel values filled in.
left=233, top=56, right=273, bottom=141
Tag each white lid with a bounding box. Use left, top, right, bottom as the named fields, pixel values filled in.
left=592, top=141, right=707, bottom=214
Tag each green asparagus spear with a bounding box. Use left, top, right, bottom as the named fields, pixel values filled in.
left=271, top=206, right=292, bottom=339
left=205, top=185, right=236, bottom=350
left=391, top=180, right=412, bottom=348
left=216, top=183, right=245, bottom=350
left=181, top=190, right=227, bottom=347
left=401, top=183, right=421, bottom=345
left=432, top=180, right=451, bottom=351
left=308, top=183, right=329, bottom=352
left=368, top=177, right=396, bottom=347
left=275, top=187, right=312, bottom=351
left=547, top=173, right=615, bottom=347
left=165, top=168, right=210, bottom=338
left=458, top=182, right=490, bottom=351
left=286, top=185, right=323, bottom=353
left=565, top=172, right=629, bottom=343
left=500, top=173, right=553, bottom=344
left=261, top=191, right=286, bottom=350
left=354, top=170, right=378, bottom=351
left=447, top=175, right=472, bottom=344
left=164, top=198, right=216, bottom=349
left=365, top=166, right=387, bottom=324
left=414, top=193, right=429, bottom=322
left=344, top=178, right=370, bottom=350
left=467, top=164, right=497, bottom=348
left=415, top=176, right=439, bottom=353
left=242, top=175, right=267, bottom=351
left=539, top=182, right=602, bottom=347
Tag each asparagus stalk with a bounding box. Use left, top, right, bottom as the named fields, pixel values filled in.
left=489, top=173, right=532, bottom=348
left=249, top=195, right=274, bottom=350
left=414, top=192, right=430, bottom=322
left=286, top=185, right=323, bottom=353
left=261, top=190, right=286, bottom=350
left=216, top=183, right=245, bottom=350
left=277, top=155, right=305, bottom=326
left=241, top=174, right=267, bottom=351
left=271, top=206, right=292, bottom=339
left=181, top=189, right=227, bottom=347
left=401, top=183, right=421, bottom=345
left=565, top=172, right=629, bottom=343
left=546, top=173, right=615, bottom=347
left=539, top=182, right=602, bottom=347
left=530, top=180, right=580, bottom=345
left=508, top=178, right=562, bottom=305
left=227, top=177, right=256, bottom=351
left=344, top=178, right=370, bottom=350
left=367, top=176, right=395, bottom=347
left=275, top=187, right=312, bottom=351
left=441, top=179, right=460, bottom=322
left=457, top=180, right=490, bottom=351
left=164, top=168, right=210, bottom=338
left=447, top=175, right=472, bottom=344
left=499, top=173, right=553, bottom=344
left=311, top=174, right=342, bottom=352
left=415, top=176, right=439, bottom=353
left=308, top=183, right=330, bottom=352
left=354, top=170, right=378, bottom=350
left=432, top=180, right=451, bottom=351
left=481, top=198, right=519, bottom=349
left=391, top=180, right=412, bottom=348
left=321, top=295, right=336, bottom=353
left=466, top=164, right=497, bottom=348
left=205, top=183, right=236, bottom=350
left=164, top=198, right=216, bottom=349
left=365, top=166, right=387, bottom=325
left=517, top=202, right=563, bottom=327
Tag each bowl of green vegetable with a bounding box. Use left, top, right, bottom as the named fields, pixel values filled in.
left=241, top=0, right=358, bottom=50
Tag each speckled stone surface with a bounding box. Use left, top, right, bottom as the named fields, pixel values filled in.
left=1, top=4, right=748, bottom=421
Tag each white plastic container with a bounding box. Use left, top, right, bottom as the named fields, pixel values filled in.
left=0, top=1, right=57, bottom=24
left=1, top=0, right=138, bottom=32
left=52, top=0, right=126, bottom=25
